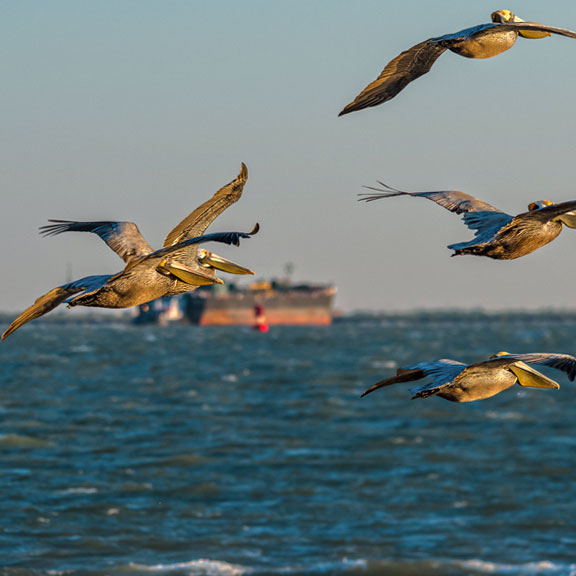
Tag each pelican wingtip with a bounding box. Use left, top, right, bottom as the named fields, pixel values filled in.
left=360, top=385, right=378, bottom=398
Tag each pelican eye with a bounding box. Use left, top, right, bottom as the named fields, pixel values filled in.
left=197, top=249, right=212, bottom=267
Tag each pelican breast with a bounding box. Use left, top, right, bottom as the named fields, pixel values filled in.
left=447, top=29, right=518, bottom=58
left=438, top=364, right=518, bottom=402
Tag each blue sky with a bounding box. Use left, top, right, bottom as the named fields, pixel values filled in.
left=2, top=1, right=576, bottom=314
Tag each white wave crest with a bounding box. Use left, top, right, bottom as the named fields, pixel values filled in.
left=129, top=558, right=249, bottom=575
left=460, top=559, right=576, bottom=575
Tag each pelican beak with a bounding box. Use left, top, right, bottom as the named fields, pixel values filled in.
left=558, top=211, right=576, bottom=229
left=509, top=361, right=560, bottom=389
left=519, top=29, right=552, bottom=39
left=511, top=14, right=552, bottom=39
left=157, top=259, right=223, bottom=285
left=198, top=251, right=254, bottom=275
left=491, top=10, right=552, bottom=38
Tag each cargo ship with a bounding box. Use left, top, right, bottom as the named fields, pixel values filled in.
left=133, top=279, right=336, bottom=326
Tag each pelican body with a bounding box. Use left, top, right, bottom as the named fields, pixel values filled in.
left=361, top=352, right=576, bottom=403
left=360, top=183, right=576, bottom=260
left=339, top=10, right=576, bottom=115
left=2, top=164, right=258, bottom=340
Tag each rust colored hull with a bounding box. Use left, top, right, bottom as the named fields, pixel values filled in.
left=185, top=289, right=335, bottom=326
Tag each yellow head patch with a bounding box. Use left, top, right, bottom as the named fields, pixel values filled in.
left=490, top=351, right=511, bottom=359
left=491, top=10, right=515, bottom=23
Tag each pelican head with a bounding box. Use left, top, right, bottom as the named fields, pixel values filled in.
left=197, top=249, right=254, bottom=275
left=528, top=200, right=554, bottom=211
left=491, top=10, right=517, bottom=23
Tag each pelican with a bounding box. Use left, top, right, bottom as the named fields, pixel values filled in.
left=2, top=164, right=258, bottom=340
left=360, top=182, right=576, bottom=259
left=339, top=10, right=576, bottom=115
left=361, top=352, right=576, bottom=403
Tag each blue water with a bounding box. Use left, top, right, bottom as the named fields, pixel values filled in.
left=1, top=314, right=576, bottom=575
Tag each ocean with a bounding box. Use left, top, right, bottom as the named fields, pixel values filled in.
left=1, top=313, right=575, bottom=576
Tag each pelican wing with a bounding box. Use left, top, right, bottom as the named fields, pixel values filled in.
left=1, top=275, right=111, bottom=340
left=163, top=164, right=248, bottom=251
left=361, top=367, right=426, bottom=397
left=426, top=23, right=500, bottom=43
left=338, top=22, right=504, bottom=116
left=456, top=210, right=514, bottom=246
left=360, top=183, right=501, bottom=213
left=339, top=39, right=447, bottom=116
left=491, top=352, right=576, bottom=381
left=362, top=358, right=465, bottom=397
left=405, top=359, right=468, bottom=398
left=40, top=220, right=153, bottom=264
left=360, top=183, right=513, bottom=242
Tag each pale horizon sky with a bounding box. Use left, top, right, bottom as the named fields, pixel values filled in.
left=2, top=1, right=576, bottom=318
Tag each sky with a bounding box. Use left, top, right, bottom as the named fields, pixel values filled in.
left=2, top=0, right=576, bottom=315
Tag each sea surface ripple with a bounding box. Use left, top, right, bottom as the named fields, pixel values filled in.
left=1, top=313, right=576, bottom=575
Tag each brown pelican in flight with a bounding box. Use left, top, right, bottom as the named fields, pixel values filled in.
left=2, top=164, right=258, bottom=340
left=339, top=10, right=576, bottom=115
left=360, top=182, right=576, bottom=259
left=361, top=352, right=576, bottom=403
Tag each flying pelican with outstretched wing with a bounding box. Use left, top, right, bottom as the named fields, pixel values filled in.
left=360, top=182, right=576, bottom=259
left=2, top=164, right=258, bottom=340
left=339, top=10, right=576, bottom=115
left=361, top=352, right=576, bottom=403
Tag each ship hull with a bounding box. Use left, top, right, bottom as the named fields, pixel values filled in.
left=184, top=290, right=334, bottom=326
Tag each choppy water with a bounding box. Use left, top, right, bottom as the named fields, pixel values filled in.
left=1, top=313, right=576, bottom=576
